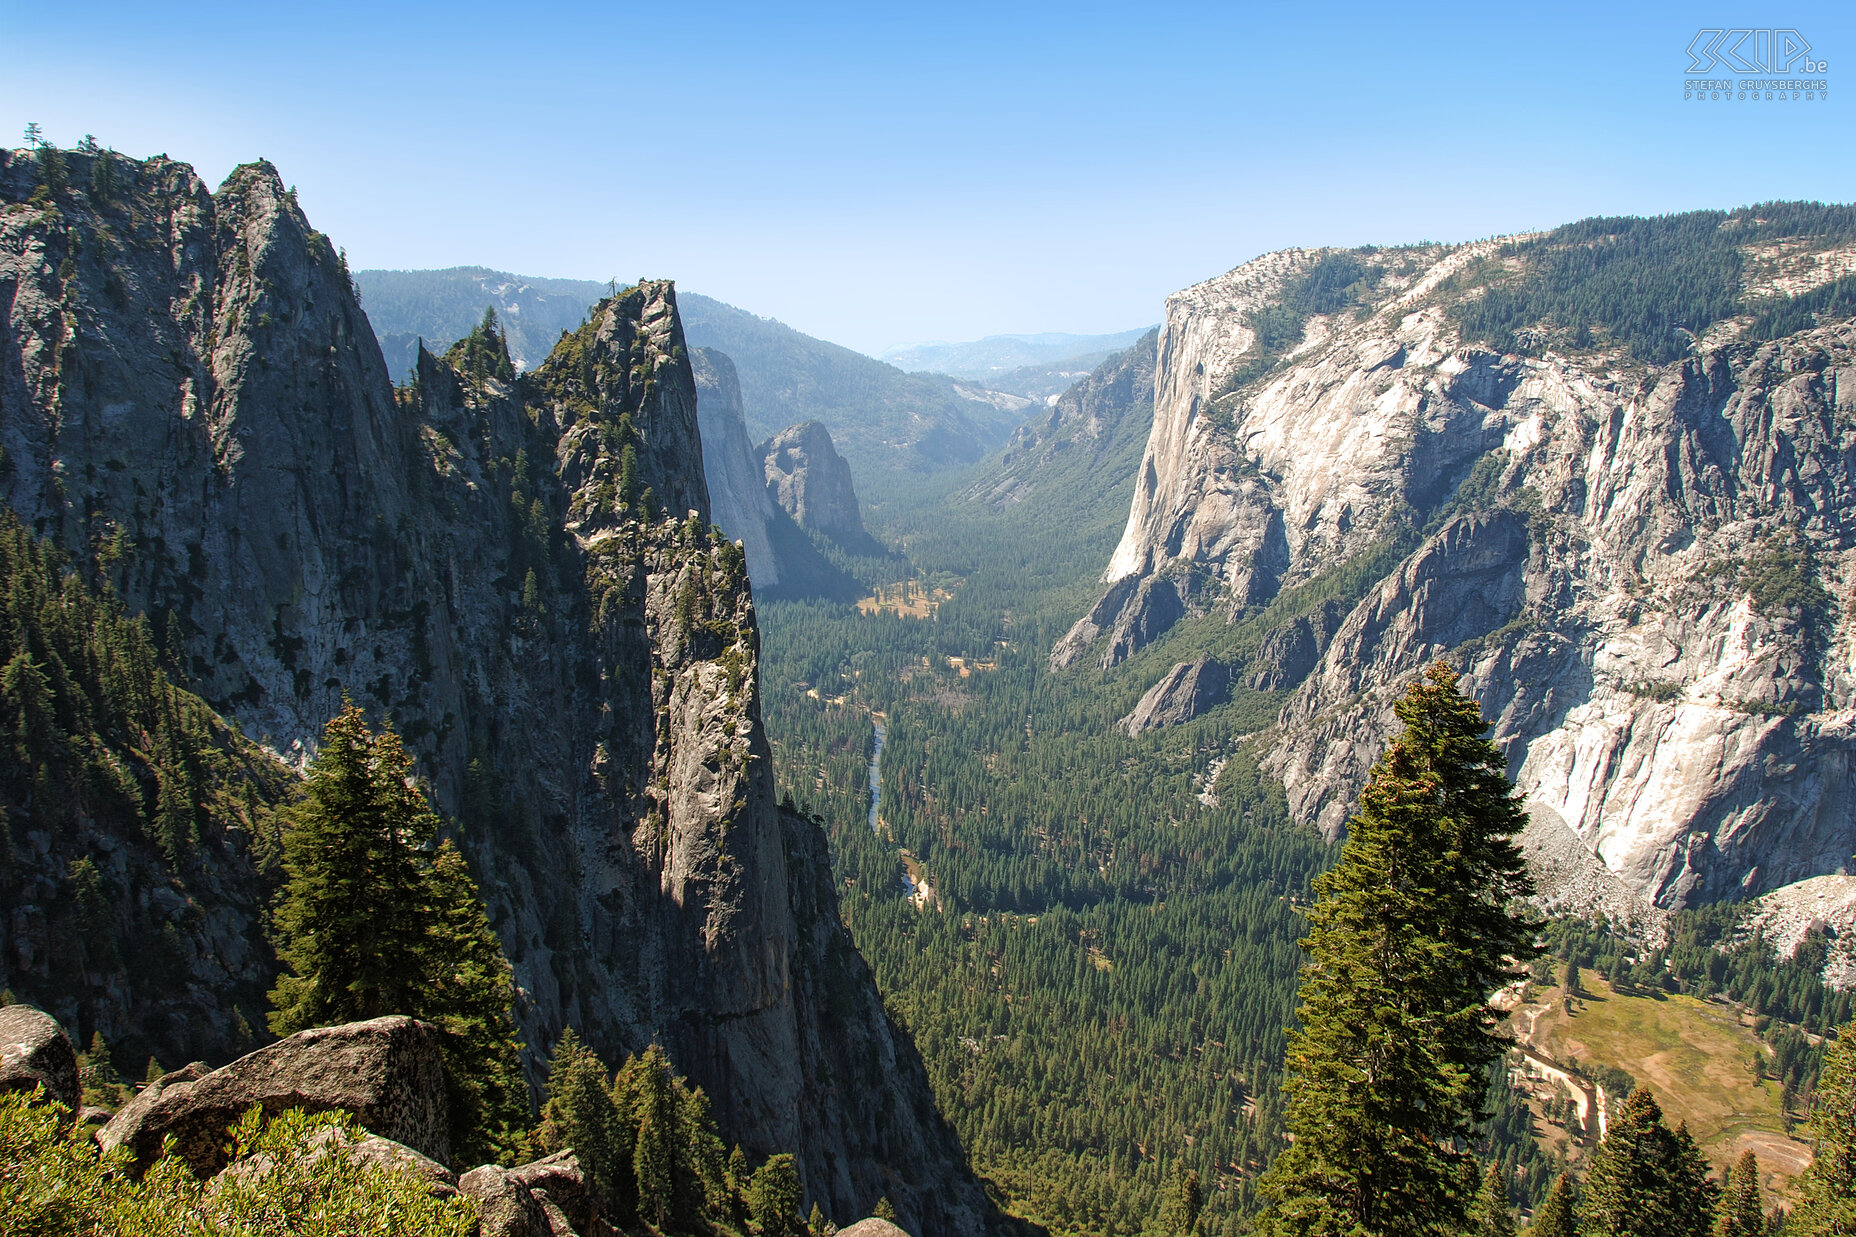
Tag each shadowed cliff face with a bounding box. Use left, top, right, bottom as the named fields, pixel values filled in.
left=1059, top=232, right=1856, bottom=915
left=693, top=348, right=858, bottom=600
left=0, top=147, right=992, bottom=1237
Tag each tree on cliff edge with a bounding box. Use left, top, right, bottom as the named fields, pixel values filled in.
left=1257, top=663, right=1536, bottom=1237
left=268, top=701, right=526, bottom=1162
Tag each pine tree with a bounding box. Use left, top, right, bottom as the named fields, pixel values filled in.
left=633, top=1045, right=676, bottom=1227
left=750, top=1154, right=805, bottom=1237
left=727, top=1145, right=753, bottom=1226
left=1532, top=1173, right=1577, bottom=1237
left=268, top=703, right=527, bottom=1160
left=268, top=702, right=432, bottom=1033
left=1257, top=664, right=1536, bottom=1237
left=422, top=839, right=527, bottom=1165
left=873, top=1194, right=897, bottom=1222
left=809, top=1202, right=829, bottom=1237
left=78, top=1031, right=126, bottom=1108
left=1579, top=1087, right=1718, bottom=1237
left=1178, top=1168, right=1205, bottom=1235
left=1472, top=1163, right=1517, bottom=1237
left=539, top=1029, right=623, bottom=1212
left=681, top=1085, right=729, bottom=1221
left=1791, top=1029, right=1856, bottom=1237
left=1714, top=1151, right=1763, bottom=1237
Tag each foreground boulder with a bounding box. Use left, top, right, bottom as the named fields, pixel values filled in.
left=99, top=1016, right=449, bottom=1175
left=839, top=1220, right=915, bottom=1237
left=507, top=1152, right=597, bottom=1233
left=460, top=1151, right=603, bottom=1237
left=0, top=1004, right=79, bottom=1116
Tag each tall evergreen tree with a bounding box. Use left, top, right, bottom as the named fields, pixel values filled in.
left=680, top=1085, right=729, bottom=1225
left=540, top=1029, right=624, bottom=1213
left=1473, top=1163, right=1518, bottom=1237
left=750, top=1154, right=805, bottom=1237
left=420, top=840, right=527, bottom=1165
left=1257, top=664, right=1536, bottom=1237
left=1578, top=1087, right=1718, bottom=1237
left=268, top=702, right=526, bottom=1161
left=633, top=1044, right=677, bottom=1227
left=1791, top=1028, right=1856, bottom=1237
left=269, top=702, right=432, bottom=1032
left=1714, top=1151, right=1763, bottom=1237
left=1174, top=1167, right=1205, bottom=1235
left=1532, top=1173, right=1577, bottom=1237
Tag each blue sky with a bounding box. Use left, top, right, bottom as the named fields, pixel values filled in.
left=4, top=1, right=1851, bottom=354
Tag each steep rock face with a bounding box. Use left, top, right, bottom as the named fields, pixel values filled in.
left=693, top=348, right=855, bottom=600
left=1119, top=657, right=1231, bottom=734
left=694, top=347, right=783, bottom=590
left=1064, top=229, right=1856, bottom=911
left=0, top=148, right=992, bottom=1234
left=760, top=421, right=880, bottom=555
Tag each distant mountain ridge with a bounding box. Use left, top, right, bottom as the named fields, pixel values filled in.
left=882, top=328, right=1153, bottom=380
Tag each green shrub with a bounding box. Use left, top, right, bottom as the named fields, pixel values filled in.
left=0, top=1092, right=477, bottom=1236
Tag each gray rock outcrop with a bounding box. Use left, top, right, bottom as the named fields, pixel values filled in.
left=1247, top=601, right=1345, bottom=692
left=460, top=1162, right=561, bottom=1237
left=210, top=1125, right=460, bottom=1200
left=99, top=1016, right=450, bottom=1175
left=1120, top=657, right=1231, bottom=734
left=838, top=1220, right=916, bottom=1237
left=0, top=1004, right=79, bottom=1114
left=695, top=346, right=784, bottom=590
left=1059, top=229, right=1856, bottom=912
left=504, top=1152, right=598, bottom=1234
left=760, top=421, right=881, bottom=555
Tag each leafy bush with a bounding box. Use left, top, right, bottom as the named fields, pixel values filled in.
left=0, top=1092, right=477, bottom=1236
left=1583, top=1062, right=1637, bottom=1099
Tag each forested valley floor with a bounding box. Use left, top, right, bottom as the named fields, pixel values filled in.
left=757, top=406, right=1853, bottom=1237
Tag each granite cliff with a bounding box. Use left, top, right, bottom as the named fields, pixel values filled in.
left=691, top=347, right=853, bottom=599
left=759, top=421, right=883, bottom=558
left=1056, top=211, right=1856, bottom=919
left=0, top=145, right=991, bottom=1236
